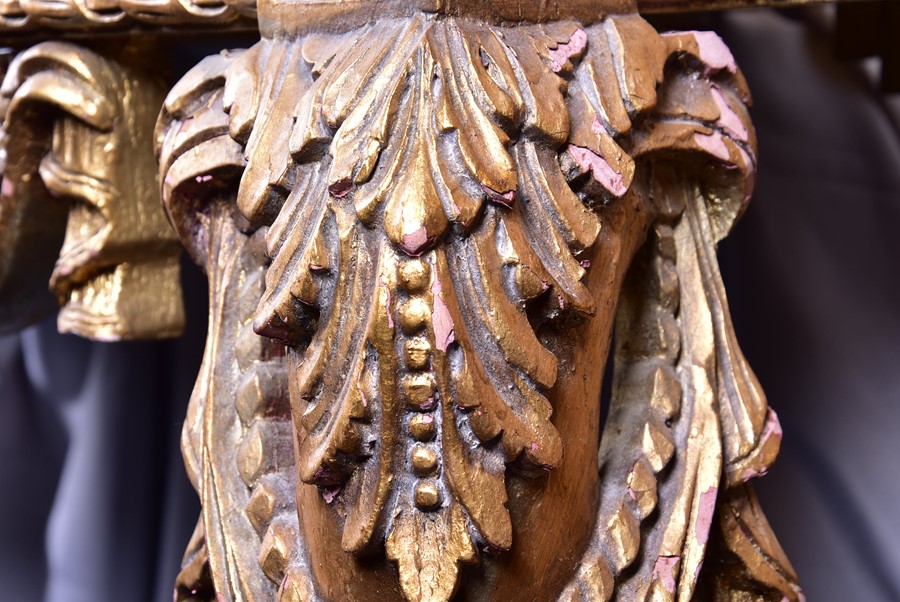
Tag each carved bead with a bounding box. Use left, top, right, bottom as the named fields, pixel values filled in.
left=652, top=256, right=679, bottom=311
left=279, top=565, right=317, bottom=602
left=606, top=504, right=640, bottom=572
left=414, top=482, right=441, bottom=511
left=654, top=224, right=677, bottom=260
left=400, top=298, right=429, bottom=334
left=573, top=559, right=614, bottom=602
left=236, top=362, right=290, bottom=425
left=621, top=310, right=681, bottom=361
left=402, top=373, right=436, bottom=411
left=408, top=414, right=436, bottom=441
left=236, top=420, right=294, bottom=487
left=235, top=323, right=264, bottom=370
left=626, top=459, right=658, bottom=521
left=404, top=337, right=432, bottom=370
left=411, top=445, right=439, bottom=476
left=649, top=365, right=682, bottom=422
left=398, top=258, right=430, bottom=293
left=643, top=420, right=675, bottom=473
left=398, top=298, right=430, bottom=333
left=258, top=515, right=298, bottom=584
left=246, top=472, right=293, bottom=537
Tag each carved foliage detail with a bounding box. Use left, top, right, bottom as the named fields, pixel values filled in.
left=159, top=14, right=799, bottom=602
left=561, top=31, right=802, bottom=602
left=225, top=18, right=611, bottom=599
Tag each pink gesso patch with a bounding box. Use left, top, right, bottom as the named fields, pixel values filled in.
left=322, top=485, right=341, bottom=504
left=695, top=486, right=718, bottom=546
left=401, top=226, right=429, bottom=256
left=691, top=31, right=737, bottom=75
left=741, top=464, right=763, bottom=482
left=693, top=131, right=731, bottom=163
left=480, top=184, right=516, bottom=208
left=652, top=555, right=680, bottom=594
left=328, top=178, right=353, bottom=198
left=710, top=85, right=748, bottom=143
left=764, top=407, right=783, bottom=441
left=549, top=29, right=587, bottom=72
left=1, top=177, right=14, bottom=197
left=430, top=272, right=455, bottom=352
left=566, top=144, right=628, bottom=197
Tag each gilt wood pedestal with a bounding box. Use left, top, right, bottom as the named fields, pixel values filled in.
left=0, top=0, right=817, bottom=600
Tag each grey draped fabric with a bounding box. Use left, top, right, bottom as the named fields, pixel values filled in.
left=0, top=259, right=205, bottom=602
left=714, top=10, right=900, bottom=602
left=0, top=10, right=898, bottom=602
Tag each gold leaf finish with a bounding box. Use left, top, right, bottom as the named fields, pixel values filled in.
left=154, top=4, right=801, bottom=601
left=0, top=41, right=183, bottom=340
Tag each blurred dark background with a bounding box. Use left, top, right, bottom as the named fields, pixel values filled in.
left=1, top=8, right=899, bottom=602
left=711, top=10, right=900, bottom=602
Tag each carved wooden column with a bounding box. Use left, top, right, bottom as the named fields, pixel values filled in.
left=154, top=1, right=801, bottom=600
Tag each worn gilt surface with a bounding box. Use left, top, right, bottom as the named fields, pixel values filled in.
left=0, top=0, right=801, bottom=599
left=0, top=41, right=184, bottom=339
left=153, top=1, right=802, bottom=600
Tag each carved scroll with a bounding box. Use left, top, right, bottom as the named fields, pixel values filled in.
left=157, top=4, right=800, bottom=601
left=0, top=41, right=184, bottom=339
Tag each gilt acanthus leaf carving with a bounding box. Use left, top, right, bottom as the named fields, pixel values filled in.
left=158, top=11, right=801, bottom=602
left=225, top=18, right=608, bottom=598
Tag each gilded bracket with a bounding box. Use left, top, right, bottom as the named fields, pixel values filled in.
left=0, top=41, right=184, bottom=339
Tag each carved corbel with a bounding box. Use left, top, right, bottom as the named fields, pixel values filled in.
left=158, top=3, right=801, bottom=600
left=0, top=41, right=184, bottom=339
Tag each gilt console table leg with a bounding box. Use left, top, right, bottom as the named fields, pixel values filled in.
left=157, top=1, right=801, bottom=600
left=0, top=40, right=184, bottom=340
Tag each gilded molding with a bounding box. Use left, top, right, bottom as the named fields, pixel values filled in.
left=0, top=0, right=850, bottom=36
left=0, top=0, right=255, bottom=34
left=158, top=5, right=800, bottom=601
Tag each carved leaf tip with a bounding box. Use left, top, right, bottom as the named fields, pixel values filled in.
left=386, top=503, right=476, bottom=602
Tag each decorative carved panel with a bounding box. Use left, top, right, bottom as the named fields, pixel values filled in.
left=152, top=2, right=801, bottom=600
left=0, top=0, right=806, bottom=600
